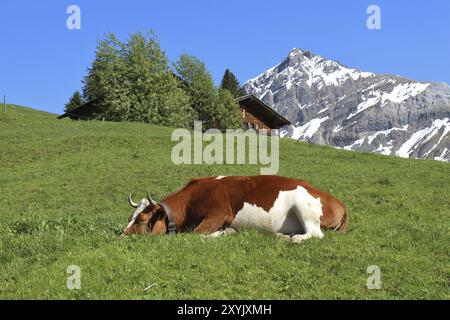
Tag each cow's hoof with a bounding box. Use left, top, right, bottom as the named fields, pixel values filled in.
left=203, top=231, right=224, bottom=239
left=224, top=228, right=237, bottom=235
left=291, top=235, right=305, bottom=244
left=275, top=233, right=291, bottom=241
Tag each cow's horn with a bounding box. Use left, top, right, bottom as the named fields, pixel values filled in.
left=147, top=193, right=157, bottom=206
left=128, top=193, right=139, bottom=208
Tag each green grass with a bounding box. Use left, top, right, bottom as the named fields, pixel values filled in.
left=0, top=104, right=449, bottom=299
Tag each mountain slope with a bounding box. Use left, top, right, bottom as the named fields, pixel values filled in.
left=244, top=48, right=450, bottom=161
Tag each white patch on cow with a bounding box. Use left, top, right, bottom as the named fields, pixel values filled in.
left=231, top=203, right=273, bottom=233
left=215, top=176, right=226, bottom=180
left=230, top=186, right=324, bottom=239
left=125, top=199, right=150, bottom=231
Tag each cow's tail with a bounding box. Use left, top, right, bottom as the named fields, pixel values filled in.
left=333, top=205, right=348, bottom=233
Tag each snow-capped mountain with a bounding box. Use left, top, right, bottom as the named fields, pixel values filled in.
left=244, top=48, right=450, bottom=162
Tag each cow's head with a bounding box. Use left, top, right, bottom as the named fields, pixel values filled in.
left=121, top=193, right=167, bottom=237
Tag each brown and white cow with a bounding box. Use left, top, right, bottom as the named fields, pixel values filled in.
left=121, top=175, right=348, bottom=243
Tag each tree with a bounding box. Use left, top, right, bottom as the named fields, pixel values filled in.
left=174, top=55, right=242, bottom=130
left=78, top=30, right=240, bottom=129
left=174, top=54, right=216, bottom=128
left=82, top=31, right=194, bottom=127
left=64, top=91, right=84, bottom=113
left=220, top=69, right=245, bottom=98
left=217, top=88, right=243, bottom=129
left=82, top=32, right=127, bottom=120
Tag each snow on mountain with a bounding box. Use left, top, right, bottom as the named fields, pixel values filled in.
left=291, top=116, right=329, bottom=140
left=396, top=118, right=450, bottom=158
left=244, top=48, right=450, bottom=162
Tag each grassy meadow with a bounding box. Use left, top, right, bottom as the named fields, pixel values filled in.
left=0, top=105, right=449, bottom=299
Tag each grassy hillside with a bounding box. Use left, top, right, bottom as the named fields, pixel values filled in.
left=0, top=105, right=449, bottom=299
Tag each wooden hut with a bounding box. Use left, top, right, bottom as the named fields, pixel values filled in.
left=236, top=94, right=290, bottom=134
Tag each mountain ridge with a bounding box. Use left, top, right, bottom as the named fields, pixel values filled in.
left=243, top=48, right=450, bottom=162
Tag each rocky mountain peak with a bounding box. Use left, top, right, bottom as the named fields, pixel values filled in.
left=244, top=49, right=450, bottom=162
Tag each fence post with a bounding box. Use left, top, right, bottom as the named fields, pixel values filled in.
left=3, top=96, right=5, bottom=113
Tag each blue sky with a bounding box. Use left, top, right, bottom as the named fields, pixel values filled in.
left=1, top=0, right=449, bottom=114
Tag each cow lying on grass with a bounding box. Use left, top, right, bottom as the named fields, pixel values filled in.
left=121, top=175, right=348, bottom=243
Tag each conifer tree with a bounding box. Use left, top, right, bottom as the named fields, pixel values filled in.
left=64, top=91, right=84, bottom=113
left=220, top=68, right=245, bottom=98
